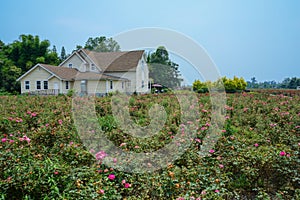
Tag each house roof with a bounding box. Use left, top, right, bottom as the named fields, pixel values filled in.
left=81, top=49, right=144, bottom=72
left=41, top=64, right=79, bottom=80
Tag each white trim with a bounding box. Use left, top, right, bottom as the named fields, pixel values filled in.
left=79, top=49, right=102, bottom=72
left=24, top=80, right=30, bottom=90
left=59, top=50, right=87, bottom=67
left=43, top=80, right=49, bottom=90
left=17, top=64, right=62, bottom=81
left=36, top=80, right=42, bottom=90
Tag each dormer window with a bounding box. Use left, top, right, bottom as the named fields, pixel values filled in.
left=91, top=63, right=96, bottom=71
left=68, top=63, right=73, bottom=68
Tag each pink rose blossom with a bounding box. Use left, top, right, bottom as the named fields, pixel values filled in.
left=108, top=174, right=115, bottom=180
left=120, top=143, right=126, bottom=147
left=215, top=189, right=220, bottom=193
left=58, top=119, right=63, bottom=125
left=122, top=179, right=126, bottom=184
left=54, top=171, right=59, bottom=175
left=95, top=151, right=107, bottom=161
left=1, top=138, right=7, bottom=142
left=99, top=189, right=104, bottom=194
left=124, top=183, right=131, bottom=188
left=209, top=149, right=215, bottom=154
left=219, top=164, right=224, bottom=168
left=279, top=151, right=286, bottom=156
left=254, top=143, right=259, bottom=147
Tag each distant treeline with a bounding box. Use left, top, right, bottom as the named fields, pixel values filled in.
left=247, top=77, right=300, bottom=89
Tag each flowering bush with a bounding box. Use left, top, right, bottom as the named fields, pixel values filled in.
left=0, top=92, right=299, bottom=199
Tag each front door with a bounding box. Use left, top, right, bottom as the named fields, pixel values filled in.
left=53, top=82, right=59, bottom=95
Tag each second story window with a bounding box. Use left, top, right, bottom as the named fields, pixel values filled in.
left=91, top=63, right=96, bottom=71
left=68, top=63, right=73, bottom=68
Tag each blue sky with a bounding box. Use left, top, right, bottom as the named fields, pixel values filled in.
left=1, top=0, right=299, bottom=84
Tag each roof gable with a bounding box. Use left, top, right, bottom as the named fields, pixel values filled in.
left=81, top=49, right=144, bottom=72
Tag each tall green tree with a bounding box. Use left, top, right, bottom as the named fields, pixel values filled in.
left=147, top=46, right=182, bottom=88
left=0, top=35, right=60, bottom=93
left=84, top=36, right=120, bottom=52
left=60, top=46, right=67, bottom=61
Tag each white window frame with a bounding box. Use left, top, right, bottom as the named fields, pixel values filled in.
left=91, top=63, right=96, bottom=71
left=43, top=80, right=48, bottom=90
left=36, top=80, right=41, bottom=90
left=25, top=80, right=30, bottom=90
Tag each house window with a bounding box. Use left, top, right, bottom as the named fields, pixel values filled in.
left=25, top=81, right=30, bottom=90
left=122, top=82, right=124, bottom=89
left=43, top=81, right=48, bottom=89
left=91, top=63, right=96, bottom=71
left=142, top=80, right=144, bottom=88
left=36, top=81, right=41, bottom=90
left=110, top=81, right=113, bottom=89
left=68, top=63, right=73, bottom=68
left=66, top=81, right=69, bottom=90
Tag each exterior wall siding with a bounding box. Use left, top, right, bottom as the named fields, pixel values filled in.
left=60, top=54, right=86, bottom=72
left=19, top=66, right=52, bottom=93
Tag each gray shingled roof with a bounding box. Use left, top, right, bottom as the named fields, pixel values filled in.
left=41, top=64, right=79, bottom=80
left=41, top=64, right=127, bottom=81
left=82, top=49, right=144, bottom=72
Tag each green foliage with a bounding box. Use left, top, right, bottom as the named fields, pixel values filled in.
left=0, top=35, right=60, bottom=93
left=84, top=36, right=120, bottom=52
left=0, top=90, right=299, bottom=199
left=193, top=76, right=247, bottom=93
left=148, top=46, right=182, bottom=89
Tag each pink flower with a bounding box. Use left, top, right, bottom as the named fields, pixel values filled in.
left=134, top=145, right=139, bottom=149
left=23, top=136, right=30, bottom=143
left=219, top=164, right=224, bottom=168
left=124, top=183, right=131, bottom=188
left=221, top=130, right=226, bottom=133
left=195, top=138, right=201, bottom=143
left=31, top=112, right=37, bottom=117
left=108, top=174, right=115, bottom=180
left=286, top=154, right=291, bottom=157
left=254, top=143, right=259, bottom=147
left=279, top=151, right=286, bottom=156
left=298, top=143, right=300, bottom=146
left=1, top=138, right=7, bottom=142
left=99, top=189, right=104, bottom=194
left=58, top=119, right=63, bottom=125
left=113, top=158, right=117, bottom=163
left=9, top=140, right=14, bottom=143
left=215, top=189, right=220, bottom=193
left=122, top=179, right=126, bottom=184
left=95, top=151, right=107, bottom=161
left=45, top=123, right=49, bottom=127
left=209, top=149, right=215, bottom=154
left=54, top=171, right=59, bottom=175
left=119, top=143, right=126, bottom=147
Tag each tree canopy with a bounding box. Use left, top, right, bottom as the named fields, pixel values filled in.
left=0, top=35, right=60, bottom=93
left=84, top=36, right=120, bottom=52
left=147, top=46, right=182, bottom=89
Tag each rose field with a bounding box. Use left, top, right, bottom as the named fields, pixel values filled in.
left=0, top=91, right=299, bottom=199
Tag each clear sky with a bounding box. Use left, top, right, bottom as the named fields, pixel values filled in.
left=0, top=0, right=299, bottom=84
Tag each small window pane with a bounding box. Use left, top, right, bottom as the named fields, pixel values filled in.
left=43, top=81, right=48, bottom=89
left=68, top=63, right=73, bottom=68
left=25, top=81, right=30, bottom=90
left=36, top=81, right=41, bottom=90
left=66, top=81, right=69, bottom=89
